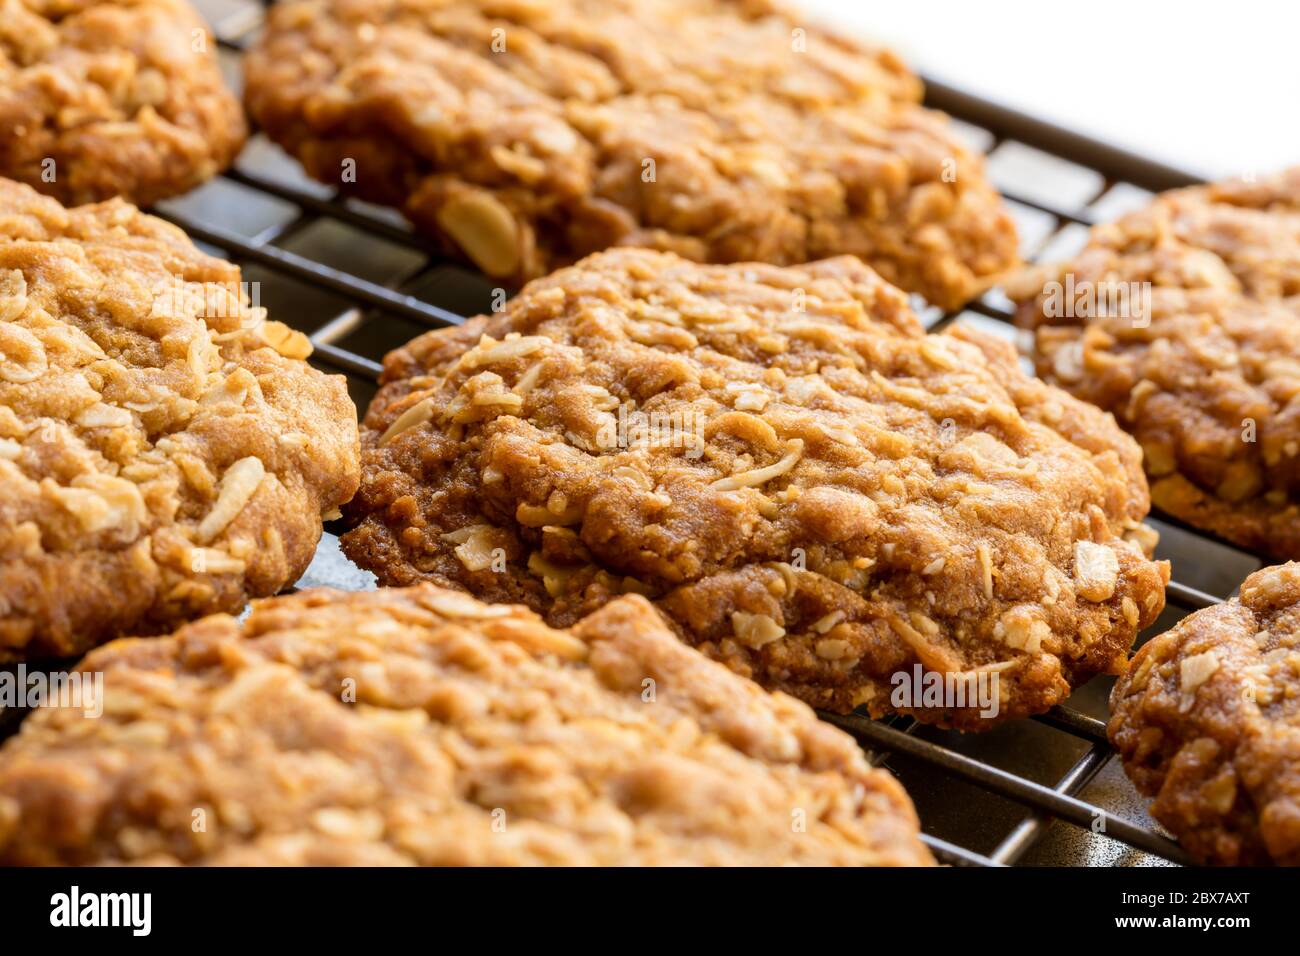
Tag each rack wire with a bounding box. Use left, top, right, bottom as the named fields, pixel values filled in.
left=2, top=0, right=1275, bottom=868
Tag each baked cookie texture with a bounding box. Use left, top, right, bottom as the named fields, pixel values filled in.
left=1110, top=562, right=1300, bottom=866
left=0, top=178, right=360, bottom=660
left=0, top=0, right=246, bottom=206
left=0, top=584, right=934, bottom=866
left=1008, top=167, right=1300, bottom=559
left=243, top=0, right=1018, bottom=310
left=341, top=249, right=1169, bottom=729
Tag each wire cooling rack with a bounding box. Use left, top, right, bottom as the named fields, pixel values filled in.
left=1, top=0, right=1278, bottom=868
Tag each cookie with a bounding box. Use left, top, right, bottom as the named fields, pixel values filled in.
left=1110, top=562, right=1300, bottom=866
left=0, top=584, right=933, bottom=865
left=0, top=178, right=360, bottom=660
left=0, top=0, right=246, bottom=205
left=1008, top=167, right=1300, bottom=559
left=340, top=248, right=1169, bottom=729
left=243, top=0, right=1018, bottom=310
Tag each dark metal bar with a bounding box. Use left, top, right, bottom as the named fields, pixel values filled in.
left=1148, top=507, right=1272, bottom=575
left=999, top=191, right=1096, bottom=228
left=153, top=210, right=466, bottom=329
left=990, top=744, right=1110, bottom=864
left=921, top=75, right=1204, bottom=193
left=310, top=341, right=385, bottom=380
left=1033, top=706, right=1109, bottom=746
left=221, top=168, right=448, bottom=256
left=960, top=296, right=1015, bottom=322
left=921, top=833, right=1000, bottom=868
left=822, top=712, right=1194, bottom=865
left=1166, top=579, right=1224, bottom=611
left=216, top=35, right=252, bottom=54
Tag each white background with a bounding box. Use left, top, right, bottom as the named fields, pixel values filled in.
left=803, top=0, right=1300, bottom=180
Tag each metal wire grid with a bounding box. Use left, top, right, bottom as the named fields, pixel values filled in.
left=0, top=1, right=1272, bottom=868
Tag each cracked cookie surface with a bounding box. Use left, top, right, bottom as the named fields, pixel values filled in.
left=243, top=0, right=1017, bottom=310
left=0, top=178, right=360, bottom=659
left=0, top=584, right=933, bottom=865
left=0, top=0, right=246, bottom=205
left=1110, top=562, right=1300, bottom=866
left=1008, top=167, right=1300, bottom=559
left=341, top=248, right=1168, bottom=729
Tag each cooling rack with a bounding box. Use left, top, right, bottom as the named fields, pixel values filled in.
left=0, top=0, right=1276, bottom=868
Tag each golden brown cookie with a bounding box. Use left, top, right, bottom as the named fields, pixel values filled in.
left=0, top=0, right=246, bottom=205
left=1110, top=562, right=1300, bottom=866
left=0, top=178, right=360, bottom=660
left=243, top=0, right=1018, bottom=309
left=340, top=248, right=1169, bottom=729
left=1008, top=167, right=1300, bottom=559
left=0, top=584, right=933, bottom=866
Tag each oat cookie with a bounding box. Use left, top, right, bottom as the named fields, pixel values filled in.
left=0, top=0, right=246, bottom=205
left=0, top=584, right=933, bottom=865
left=1110, top=562, right=1300, bottom=866
left=0, top=178, right=360, bottom=660
left=341, top=249, right=1169, bottom=729
left=1008, top=167, right=1300, bottom=559
left=243, top=0, right=1018, bottom=310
